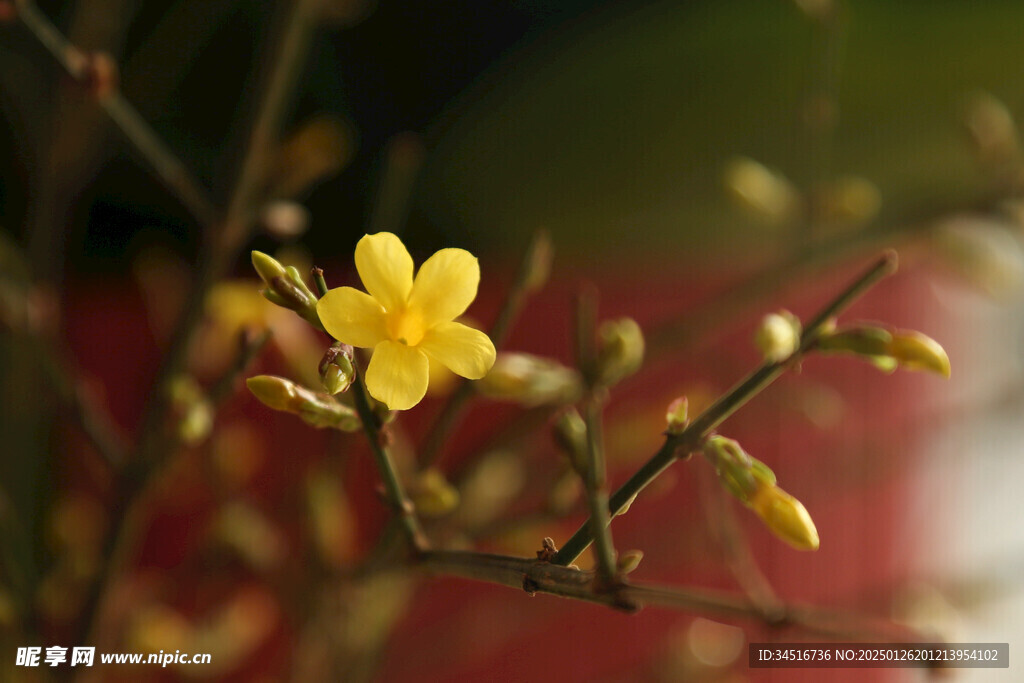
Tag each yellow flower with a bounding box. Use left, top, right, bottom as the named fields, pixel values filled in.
left=316, top=232, right=496, bottom=410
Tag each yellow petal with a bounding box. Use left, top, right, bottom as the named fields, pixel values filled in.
left=408, top=248, right=480, bottom=326
left=419, top=321, right=496, bottom=380
left=365, top=340, right=429, bottom=410
left=355, top=232, right=414, bottom=312
left=316, top=287, right=388, bottom=348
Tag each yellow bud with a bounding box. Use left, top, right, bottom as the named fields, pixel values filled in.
left=246, top=375, right=360, bottom=430
left=595, top=317, right=645, bottom=386
left=748, top=483, right=820, bottom=551
left=246, top=375, right=299, bottom=412
left=754, top=310, right=802, bottom=363
left=410, top=468, right=460, bottom=518
left=477, top=352, right=582, bottom=406
left=251, top=250, right=288, bottom=285
left=888, top=330, right=951, bottom=378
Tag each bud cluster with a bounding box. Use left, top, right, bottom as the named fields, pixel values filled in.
left=251, top=251, right=322, bottom=329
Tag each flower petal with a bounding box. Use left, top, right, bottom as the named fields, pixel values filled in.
left=408, top=248, right=480, bottom=326
left=355, top=232, right=414, bottom=312
left=365, top=341, right=429, bottom=410
left=419, top=321, right=496, bottom=380
left=316, top=287, right=387, bottom=348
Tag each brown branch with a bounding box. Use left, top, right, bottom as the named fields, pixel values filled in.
left=15, top=0, right=218, bottom=227
left=417, top=550, right=923, bottom=642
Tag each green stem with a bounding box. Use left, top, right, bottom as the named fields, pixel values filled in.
left=552, top=251, right=898, bottom=566
left=349, top=365, right=427, bottom=553
left=581, top=397, right=618, bottom=585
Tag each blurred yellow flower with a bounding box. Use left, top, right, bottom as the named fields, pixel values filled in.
left=317, top=232, right=495, bottom=410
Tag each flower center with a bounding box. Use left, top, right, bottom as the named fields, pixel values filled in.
left=386, top=307, right=426, bottom=346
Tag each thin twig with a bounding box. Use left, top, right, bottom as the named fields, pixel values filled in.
left=418, top=230, right=552, bottom=469
left=78, top=0, right=321, bottom=650
left=552, top=250, right=898, bottom=566
left=417, top=549, right=922, bottom=641
left=15, top=0, right=218, bottom=227
left=349, top=365, right=428, bottom=553
left=572, top=287, right=619, bottom=587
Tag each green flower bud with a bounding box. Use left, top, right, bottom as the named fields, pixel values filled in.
left=246, top=375, right=360, bottom=431
left=595, top=317, right=645, bottom=386
left=476, top=352, right=582, bottom=406
left=755, top=310, right=802, bottom=363
left=552, top=408, right=588, bottom=475
left=723, top=156, right=801, bottom=225
left=251, top=250, right=288, bottom=285
left=665, top=396, right=689, bottom=435
left=817, top=324, right=893, bottom=357
left=250, top=250, right=323, bottom=329
left=703, top=435, right=776, bottom=504
left=246, top=374, right=298, bottom=412
left=817, top=324, right=950, bottom=378
left=888, top=330, right=951, bottom=378
left=318, top=343, right=355, bottom=395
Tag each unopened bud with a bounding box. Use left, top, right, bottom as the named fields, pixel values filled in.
left=252, top=250, right=288, bottom=285
left=245, top=374, right=297, bottom=411
left=595, top=317, right=645, bottom=386
left=552, top=408, right=588, bottom=474
left=817, top=324, right=893, bottom=357
left=410, top=468, right=460, bottom=518
left=246, top=375, right=360, bottom=430
left=724, top=156, right=801, bottom=225
left=888, top=330, right=951, bottom=378
left=617, top=549, right=644, bottom=575
left=703, top=435, right=776, bottom=503
left=665, top=396, right=689, bottom=434
left=251, top=250, right=322, bottom=328
left=755, top=310, right=802, bottom=363
left=749, top=482, right=820, bottom=551
left=318, top=343, right=355, bottom=395
left=477, top=352, right=582, bottom=406
left=817, top=324, right=950, bottom=378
